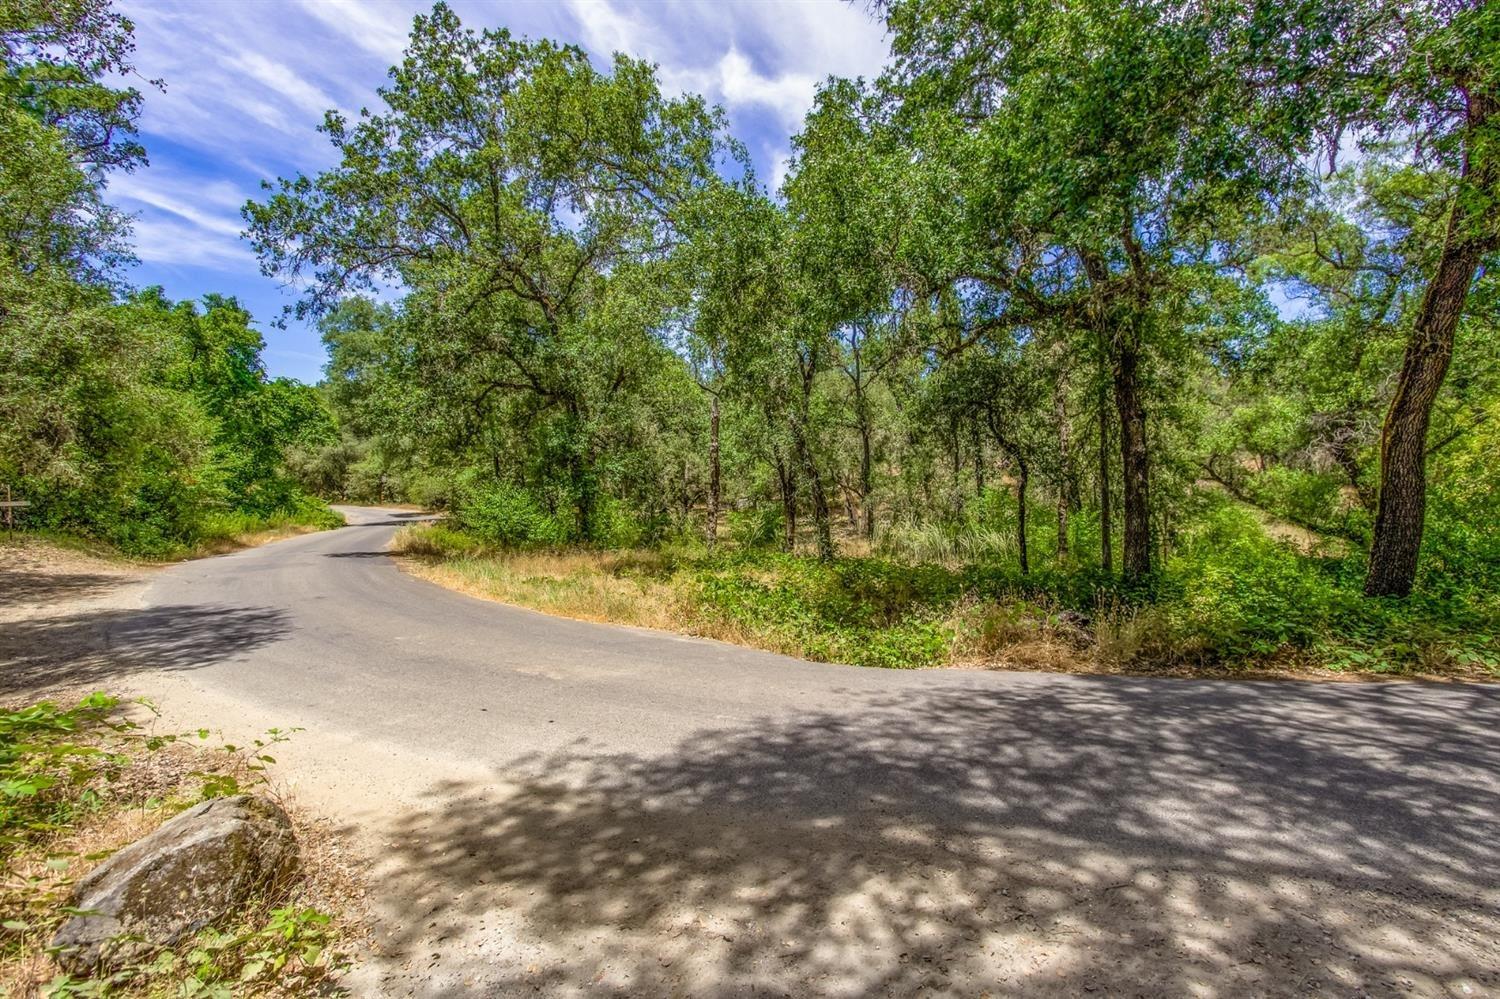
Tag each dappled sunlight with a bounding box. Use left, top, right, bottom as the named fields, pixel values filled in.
left=355, top=679, right=1500, bottom=996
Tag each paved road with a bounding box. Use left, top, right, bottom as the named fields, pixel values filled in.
left=112, top=508, right=1500, bottom=996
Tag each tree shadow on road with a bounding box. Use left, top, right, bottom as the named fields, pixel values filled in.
left=0, top=570, right=133, bottom=607
left=360, top=677, right=1500, bottom=997
left=0, top=604, right=291, bottom=697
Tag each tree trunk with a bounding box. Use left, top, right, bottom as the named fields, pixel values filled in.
left=1097, top=379, right=1113, bottom=575
left=1113, top=339, right=1151, bottom=584
left=793, top=421, right=834, bottom=560
left=775, top=454, right=797, bottom=553
left=859, top=420, right=875, bottom=539
left=1016, top=459, right=1029, bottom=575
left=706, top=392, right=720, bottom=549
left=1056, top=494, right=1069, bottom=561
left=949, top=419, right=964, bottom=518
left=1365, top=92, right=1496, bottom=596
left=1054, top=361, right=1072, bottom=560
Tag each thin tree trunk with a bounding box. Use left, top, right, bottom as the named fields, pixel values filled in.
left=972, top=419, right=985, bottom=497
left=775, top=454, right=797, bottom=552
left=1097, top=379, right=1112, bottom=575
left=950, top=419, right=964, bottom=518
left=859, top=421, right=875, bottom=539
left=1113, top=338, right=1151, bottom=583
left=1054, top=359, right=1072, bottom=560
left=706, top=392, right=720, bottom=549
left=793, top=421, right=834, bottom=560
left=988, top=418, right=1030, bottom=576
left=1366, top=92, right=1495, bottom=597
left=1016, top=459, right=1030, bottom=575
left=1056, top=495, right=1069, bottom=560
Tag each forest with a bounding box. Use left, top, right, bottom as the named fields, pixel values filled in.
left=5, top=0, right=1498, bottom=675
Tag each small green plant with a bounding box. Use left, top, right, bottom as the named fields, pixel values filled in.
left=2, top=696, right=346, bottom=997
left=42, top=905, right=341, bottom=998
left=0, top=694, right=131, bottom=857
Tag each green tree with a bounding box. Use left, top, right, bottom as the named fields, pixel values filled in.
left=246, top=2, right=736, bottom=540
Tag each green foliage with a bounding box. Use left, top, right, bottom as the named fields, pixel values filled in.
left=690, top=553, right=953, bottom=668
left=1239, top=467, right=1368, bottom=539
left=727, top=507, right=781, bottom=549
left=1164, top=503, right=1352, bottom=659
left=1, top=694, right=344, bottom=997
left=0, top=3, right=338, bottom=559
left=42, top=903, right=339, bottom=998
left=0, top=694, right=125, bottom=857
left=455, top=483, right=570, bottom=549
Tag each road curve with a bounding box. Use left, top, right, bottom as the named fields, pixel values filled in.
left=120, top=506, right=1500, bottom=997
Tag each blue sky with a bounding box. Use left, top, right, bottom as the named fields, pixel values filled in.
left=107, top=0, right=892, bottom=382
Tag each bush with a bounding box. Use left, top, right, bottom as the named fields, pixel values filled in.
left=592, top=497, right=671, bottom=549
left=1163, top=502, right=1350, bottom=660
left=455, top=484, right=569, bottom=549
left=393, top=523, right=482, bottom=558
left=1238, top=465, right=1369, bottom=539
left=687, top=553, right=954, bottom=668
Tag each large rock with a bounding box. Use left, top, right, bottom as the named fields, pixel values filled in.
left=52, top=795, right=299, bottom=972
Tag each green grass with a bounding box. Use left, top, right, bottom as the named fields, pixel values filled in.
left=4, top=500, right=344, bottom=564
left=395, top=494, right=1500, bottom=678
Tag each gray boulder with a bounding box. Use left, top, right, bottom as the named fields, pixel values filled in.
left=52, top=795, right=299, bottom=972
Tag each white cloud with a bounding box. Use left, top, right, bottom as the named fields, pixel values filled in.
left=715, top=47, right=816, bottom=127
left=561, top=0, right=886, bottom=133
left=564, top=0, right=649, bottom=59
left=295, top=0, right=412, bottom=60
left=109, top=174, right=243, bottom=238
left=128, top=213, right=254, bottom=268
left=226, top=51, right=340, bottom=121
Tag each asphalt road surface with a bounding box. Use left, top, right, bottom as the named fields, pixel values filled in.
left=102, top=508, right=1500, bottom=995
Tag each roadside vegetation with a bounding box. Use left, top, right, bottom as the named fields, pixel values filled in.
left=0, top=694, right=352, bottom=997
left=6, top=0, right=1499, bottom=676
left=396, top=485, right=1498, bottom=677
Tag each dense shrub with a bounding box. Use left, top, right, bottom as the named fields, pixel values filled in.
left=1241, top=466, right=1368, bottom=539
left=455, top=483, right=570, bottom=549
left=1163, top=504, right=1351, bottom=659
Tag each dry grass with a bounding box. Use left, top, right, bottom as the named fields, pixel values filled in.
left=396, top=545, right=691, bottom=633
left=396, top=542, right=831, bottom=662
left=391, top=527, right=1472, bottom=683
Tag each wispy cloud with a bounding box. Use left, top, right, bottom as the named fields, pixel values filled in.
left=295, top=0, right=413, bottom=60
left=225, top=50, right=342, bottom=122
left=565, top=0, right=649, bottom=58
